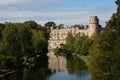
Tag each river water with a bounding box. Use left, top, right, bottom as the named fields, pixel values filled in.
left=1, top=56, right=90, bottom=80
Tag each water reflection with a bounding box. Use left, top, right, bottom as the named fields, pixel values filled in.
left=48, top=55, right=67, bottom=72
left=48, top=56, right=90, bottom=80
left=1, top=56, right=90, bottom=80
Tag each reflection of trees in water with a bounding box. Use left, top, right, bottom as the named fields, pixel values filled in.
left=20, top=56, right=52, bottom=80
left=1, top=56, right=90, bottom=80
left=20, top=67, right=52, bottom=80
left=48, top=55, right=89, bottom=77
left=67, top=57, right=88, bottom=76
left=1, top=56, right=53, bottom=80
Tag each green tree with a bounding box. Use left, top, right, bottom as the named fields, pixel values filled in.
left=2, top=23, right=32, bottom=68
left=54, top=47, right=60, bottom=57
left=73, top=35, right=87, bottom=55
left=58, top=24, right=64, bottom=28
left=80, top=38, right=93, bottom=55
left=23, top=20, right=38, bottom=29
left=73, top=35, right=84, bottom=55
left=66, top=33, right=75, bottom=52
left=32, top=30, right=48, bottom=55
left=88, top=30, right=116, bottom=80
left=0, top=23, right=5, bottom=40
left=44, top=21, right=56, bottom=29
left=88, top=0, right=120, bottom=79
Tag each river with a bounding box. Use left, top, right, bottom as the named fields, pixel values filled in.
left=0, top=56, right=90, bottom=80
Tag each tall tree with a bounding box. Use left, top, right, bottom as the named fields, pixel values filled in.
left=23, top=21, right=38, bottom=29
left=88, top=0, right=120, bottom=80
left=32, top=30, right=48, bottom=55
left=73, top=35, right=85, bottom=55
left=2, top=23, right=32, bottom=68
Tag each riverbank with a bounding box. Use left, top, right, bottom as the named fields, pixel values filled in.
left=0, top=70, right=17, bottom=78
left=79, top=55, right=89, bottom=66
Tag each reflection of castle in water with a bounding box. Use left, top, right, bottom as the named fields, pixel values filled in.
left=48, top=52, right=67, bottom=72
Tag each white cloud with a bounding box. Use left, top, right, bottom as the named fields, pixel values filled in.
left=0, top=6, right=115, bottom=26
left=0, top=0, right=66, bottom=6
left=0, top=0, right=27, bottom=5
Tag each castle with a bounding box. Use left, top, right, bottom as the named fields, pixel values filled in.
left=48, top=16, right=101, bottom=52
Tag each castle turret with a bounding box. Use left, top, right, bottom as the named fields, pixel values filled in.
left=88, top=16, right=99, bottom=36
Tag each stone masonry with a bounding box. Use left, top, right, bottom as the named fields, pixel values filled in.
left=48, top=16, right=101, bottom=52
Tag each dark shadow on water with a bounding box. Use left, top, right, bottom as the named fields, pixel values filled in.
left=0, top=56, right=90, bottom=80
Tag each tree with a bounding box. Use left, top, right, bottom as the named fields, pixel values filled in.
left=88, top=0, right=120, bottom=79
left=58, top=24, right=64, bottom=28
left=17, top=23, right=33, bottom=56
left=66, top=33, right=75, bottom=52
left=88, top=30, right=116, bottom=80
left=44, top=21, right=56, bottom=29
left=2, top=23, right=32, bottom=68
left=73, top=34, right=92, bottom=55
left=73, top=35, right=84, bottom=55
left=80, top=38, right=93, bottom=55
left=0, top=23, right=5, bottom=40
left=32, top=30, right=48, bottom=55
left=23, top=20, right=38, bottom=29
left=54, top=47, right=60, bottom=57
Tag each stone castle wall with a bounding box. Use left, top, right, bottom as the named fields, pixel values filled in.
left=48, top=16, right=101, bottom=52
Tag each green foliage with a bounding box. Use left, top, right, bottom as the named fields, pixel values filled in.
left=73, top=35, right=83, bottom=54
left=65, top=33, right=93, bottom=56
left=88, top=30, right=117, bottom=80
left=88, top=0, right=120, bottom=79
left=73, top=35, right=92, bottom=55
left=54, top=47, right=60, bottom=57
left=2, top=23, right=32, bottom=57
left=23, top=21, right=38, bottom=29
left=0, top=23, right=5, bottom=40
left=0, top=21, right=48, bottom=70
left=0, top=23, right=33, bottom=68
left=44, top=21, right=56, bottom=29
left=2, top=23, right=20, bottom=56
left=32, top=30, right=48, bottom=55
left=66, top=33, right=75, bottom=52
left=80, top=38, right=93, bottom=55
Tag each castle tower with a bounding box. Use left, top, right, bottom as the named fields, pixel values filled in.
left=88, top=16, right=99, bottom=36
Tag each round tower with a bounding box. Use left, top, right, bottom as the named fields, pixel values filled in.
left=89, top=16, right=99, bottom=36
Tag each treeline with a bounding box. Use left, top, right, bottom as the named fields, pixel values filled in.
left=0, top=21, right=49, bottom=72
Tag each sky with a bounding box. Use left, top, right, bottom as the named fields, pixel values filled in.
left=0, top=0, right=117, bottom=26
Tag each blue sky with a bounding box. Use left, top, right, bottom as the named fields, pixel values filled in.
left=0, top=0, right=117, bottom=26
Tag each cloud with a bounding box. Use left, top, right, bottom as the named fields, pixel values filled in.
left=0, top=0, right=66, bottom=6
left=0, top=0, right=27, bottom=6
left=0, top=6, right=115, bottom=26
left=0, top=0, right=116, bottom=26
